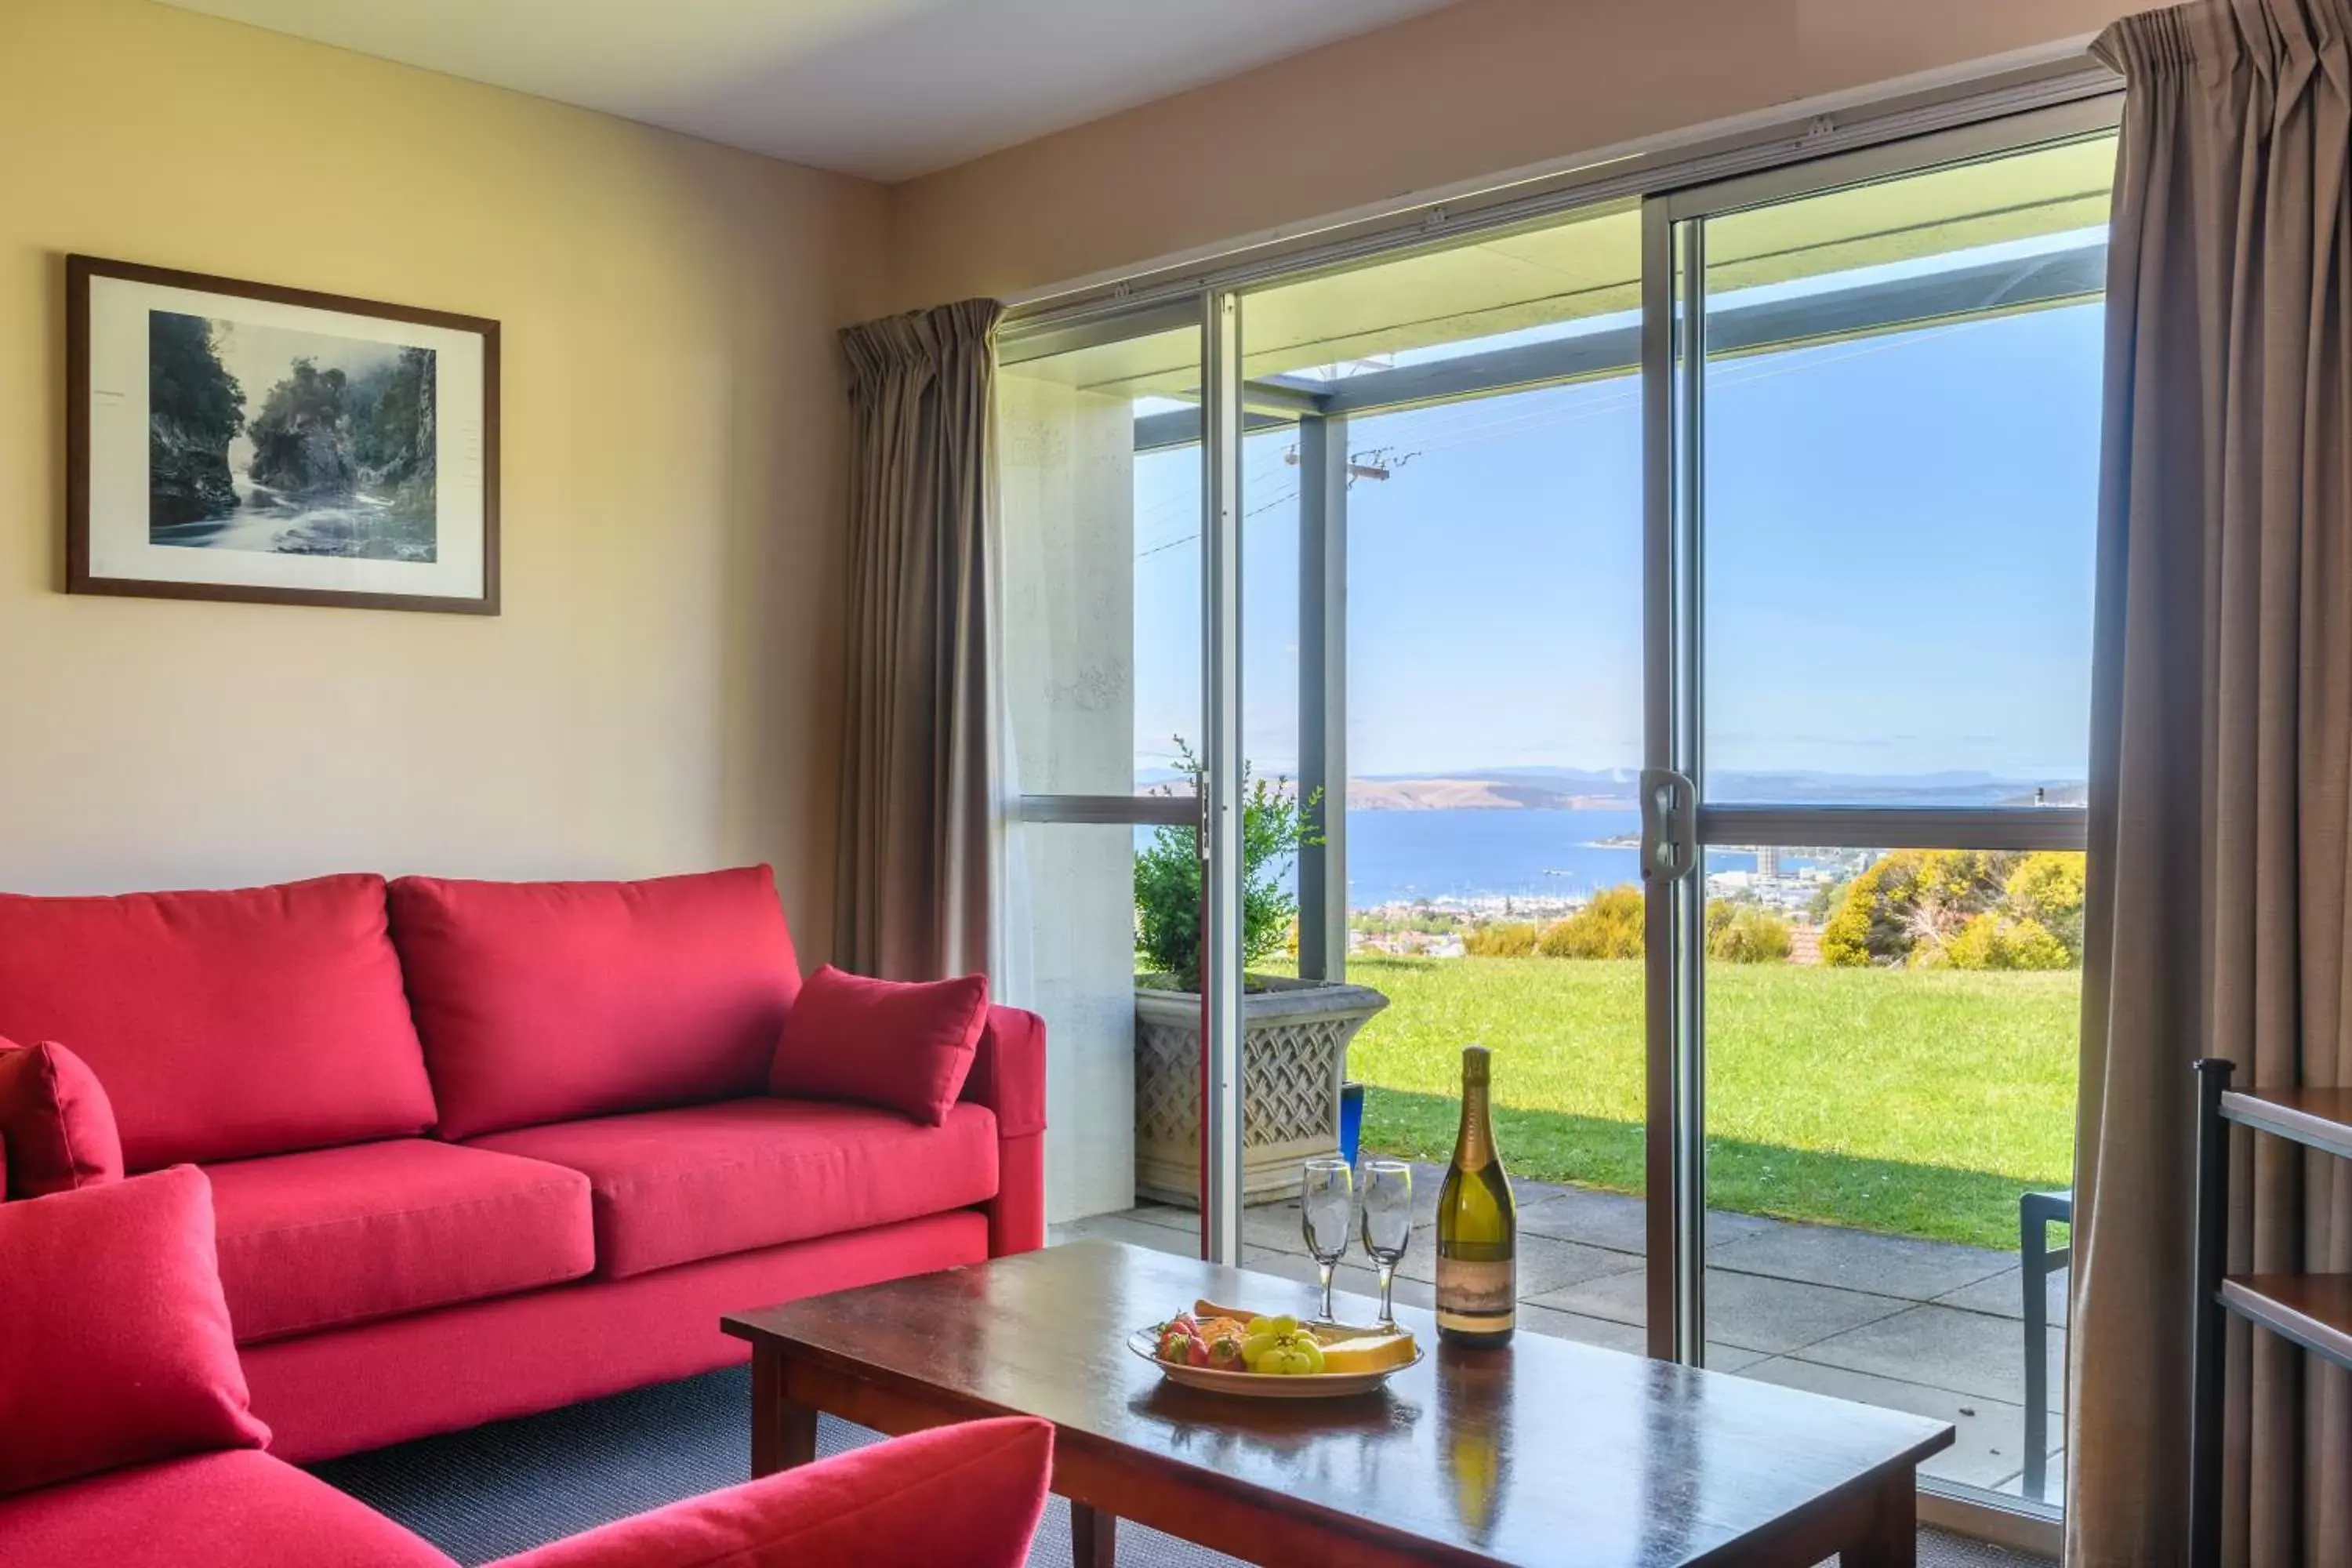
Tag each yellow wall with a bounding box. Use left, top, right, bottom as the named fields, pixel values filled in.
left=0, top=0, right=887, bottom=953
left=887, top=0, right=2137, bottom=308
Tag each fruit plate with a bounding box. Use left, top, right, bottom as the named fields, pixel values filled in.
left=1126, top=1327, right=1421, bottom=1399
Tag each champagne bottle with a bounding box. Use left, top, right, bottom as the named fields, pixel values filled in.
left=1435, top=1044, right=1516, bottom=1345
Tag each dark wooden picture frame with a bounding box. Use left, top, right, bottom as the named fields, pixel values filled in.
left=67, top=254, right=500, bottom=615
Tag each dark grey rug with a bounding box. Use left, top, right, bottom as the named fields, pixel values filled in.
left=311, top=1368, right=2051, bottom=1567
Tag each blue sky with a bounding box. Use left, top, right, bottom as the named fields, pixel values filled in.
left=1127, top=289, right=2103, bottom=787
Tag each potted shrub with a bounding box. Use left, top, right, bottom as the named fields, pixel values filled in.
left=1131, top=743, right=1388, bottom=1207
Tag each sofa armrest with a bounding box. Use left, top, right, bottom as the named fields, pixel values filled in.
left=960, top=1005, right=1045, bottom=1137
left=488, top=1417, right=1052, bottom=1568
left=960, top=1004, right=1045, bottom=1256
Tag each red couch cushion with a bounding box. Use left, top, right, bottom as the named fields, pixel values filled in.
left=390, top=867, right=802, bottom=1141
left=207, top=1138, right=595, bottom=1343
left=0, top=1450, right=454, bottom=1568
left=0, top=875, right=437, bottom=1169
left=768, top=964, right=989, bottom=1126
left=242, top=1213, right=990, bottom=1463
left=492, top=1417, right=1052, bottom=1568
left=0, top=1167, right=269, bottom=1497
left=470, top=1098, right=999, bottom=1279
left=0, top=1037, right=122, bottom=1196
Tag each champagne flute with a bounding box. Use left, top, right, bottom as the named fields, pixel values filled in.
left=1359, top=1159, right=1414, bottom=1330
left=1300, top=1157, right=1354, bottom=1326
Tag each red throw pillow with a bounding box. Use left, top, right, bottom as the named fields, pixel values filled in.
left=0, top=1037, right=124, bottom=1198
left=0, top=1165, right=270, bottom=1496
left=768, top=966, right=989, bottom=1126
left=489, top=1417, right=1052, bottom=1568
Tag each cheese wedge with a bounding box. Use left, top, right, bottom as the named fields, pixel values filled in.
left=1316, top=1330, right=1417, bottom=1374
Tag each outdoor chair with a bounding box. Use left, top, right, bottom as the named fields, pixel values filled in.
left=2020, top=1187, right=2072, bottom=1501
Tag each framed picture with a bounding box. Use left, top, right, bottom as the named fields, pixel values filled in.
left=67, top=255, right=499, bottom=615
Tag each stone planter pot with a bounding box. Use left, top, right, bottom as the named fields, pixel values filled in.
left=1133, top=975, right=1390, bottom=1208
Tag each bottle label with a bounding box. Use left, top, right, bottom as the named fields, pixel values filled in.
left=1436, top=1256, right=1515, bottom=1330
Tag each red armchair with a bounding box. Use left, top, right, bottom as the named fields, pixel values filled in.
left=0, top=1168, right=1054, bottom=1568
left=1, top=1421, right=1054, bottom=1568
left=0, top=1424, right=1054, bottom=1568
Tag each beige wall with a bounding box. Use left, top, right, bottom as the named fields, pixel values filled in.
left=887, top=0, right=2136, bottom=309
left=1, top=0, right=887, bottom=954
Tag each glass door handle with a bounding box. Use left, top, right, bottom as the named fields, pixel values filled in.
left=1639, top=768, right=1697, bottom=882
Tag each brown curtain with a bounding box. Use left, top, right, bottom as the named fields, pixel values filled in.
left=2072, top=2, right=2351, bottom=1564
left=833, top=299, right=1004, bottom=982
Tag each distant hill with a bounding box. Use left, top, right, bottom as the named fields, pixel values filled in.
left=1346, top=768, right=2085, bottom=811
left=1708, top=771, right=2085, bottom=808
left=1346, top=778, right=1630, bottom=811
left=1137, top=766, right=2085, bottom=811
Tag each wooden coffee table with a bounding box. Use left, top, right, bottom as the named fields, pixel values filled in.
left=723, top=1240, right=1952, bottom=1567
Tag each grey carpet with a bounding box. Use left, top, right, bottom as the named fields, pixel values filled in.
left=311, top=1367, right=2052, bottom=1567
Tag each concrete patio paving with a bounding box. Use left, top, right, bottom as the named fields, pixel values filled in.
left=1050, top=1162, right=2067, bottom=1502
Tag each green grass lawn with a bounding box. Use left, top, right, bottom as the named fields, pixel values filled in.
left=1341, top=956, right=2078, bottom=1250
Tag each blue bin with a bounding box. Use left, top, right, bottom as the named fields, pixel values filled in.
left=1339, top=1080, right=1365, bottom=1167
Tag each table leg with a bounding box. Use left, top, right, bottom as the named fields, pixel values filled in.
left=1071, top=1501, right=1116, bottom=1567
left=750, top=1345, right=818, bottom=1478
left=1843, top=1472, right=1916, bottom=1568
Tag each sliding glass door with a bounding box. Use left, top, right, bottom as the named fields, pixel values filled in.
left=996, top=85, right=2118, bottom=1540
left=1232, top=200, right=1652, bottom=1332
left=1640, top=118, right=2115, bottom=1521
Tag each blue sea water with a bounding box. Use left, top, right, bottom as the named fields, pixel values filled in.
left=1344, top=808, right=1644, bottom=906
left=1138, top=808, right=1780, bottom=909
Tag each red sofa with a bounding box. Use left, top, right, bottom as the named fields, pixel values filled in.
left=0, top=866, right=1046, bottom=1463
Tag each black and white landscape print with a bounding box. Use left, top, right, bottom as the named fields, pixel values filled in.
left=147, top=310, right=437, bottom=561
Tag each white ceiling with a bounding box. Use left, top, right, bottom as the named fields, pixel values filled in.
left=158, top=0, right=1461, bottom=182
